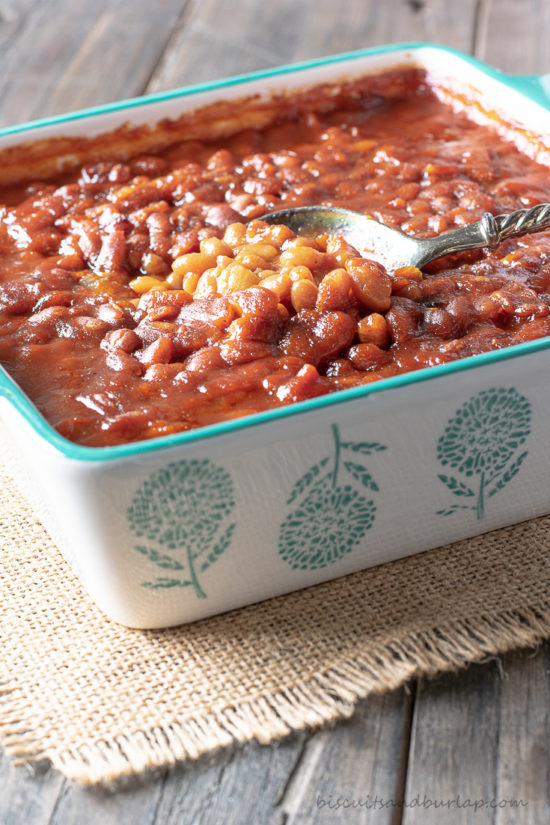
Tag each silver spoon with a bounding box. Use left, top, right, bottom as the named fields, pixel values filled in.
left=260, top=204, right=550, bottom=271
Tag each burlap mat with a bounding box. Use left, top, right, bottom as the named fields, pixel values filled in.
left=2, top=461, right=550, bottom=785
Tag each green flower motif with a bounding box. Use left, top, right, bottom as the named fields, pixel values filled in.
left=280, top=485, right=375, bottom=570
left=128, top=459, right=236, bottom=598
left=278, top=424, right=386, bottom=570
left=438, top=388, right=531, bottom=477
left=436, top=387, right=531, bottom=520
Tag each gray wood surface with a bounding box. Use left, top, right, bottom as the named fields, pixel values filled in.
left=1, top=1, right=549, bottom=823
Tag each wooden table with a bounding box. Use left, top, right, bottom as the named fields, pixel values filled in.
left=1, top=1, right=549, bottom=822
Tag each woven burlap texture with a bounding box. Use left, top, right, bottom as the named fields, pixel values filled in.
left=2, top=462, right=550, bottom=785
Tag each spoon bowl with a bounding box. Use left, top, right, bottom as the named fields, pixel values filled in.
left=260, top=204, right=550, bottom=272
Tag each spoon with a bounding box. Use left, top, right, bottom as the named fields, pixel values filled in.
left=260, top=204, right=550, bottom=271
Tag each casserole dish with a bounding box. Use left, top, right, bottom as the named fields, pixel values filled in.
left=1, top=43, right=550, bottom=628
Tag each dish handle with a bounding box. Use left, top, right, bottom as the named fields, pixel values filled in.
left=503, top=72, right=550, bottom=108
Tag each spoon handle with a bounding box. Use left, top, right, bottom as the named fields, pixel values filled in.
left=493, top=203, right=550, bottom=243
left=414, top=203, right=550, bottom=268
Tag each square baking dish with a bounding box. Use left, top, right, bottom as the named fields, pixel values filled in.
left=1, top=43, right=550, bottom=628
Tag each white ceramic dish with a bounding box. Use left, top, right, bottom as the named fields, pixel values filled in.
left=1, top=43, right=550, bottom=628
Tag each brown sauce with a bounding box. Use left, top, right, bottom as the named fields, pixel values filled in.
left=0, top=69, right=549, bottom=446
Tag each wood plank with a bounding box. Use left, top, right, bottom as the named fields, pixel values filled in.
left=402, top=644, right=550, bottom=825
left=152, top=733, right=309, bottom=825
left=146, top=0, right=478, bottom=93
left=0, top=0, right=41, bottom=116
left=494, top=645, right=550, bottom=825
left=475, top=0, right=550, bottom=73
left=0, top=0, right=38, bottom=43
left=402, top=660, right=502, bottom=825
left=0, top=0, right=189, bottom=128
left=46, top=772, right=165, bottom=825
left=276, top=690, right=411, bottom=825
left=43, top=0, right=190, bottom=119
left=0, top=749, right=63, bottom=825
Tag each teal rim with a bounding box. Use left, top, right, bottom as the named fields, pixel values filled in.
left=0, top=41, right=549, bottom=463
left=0, top=42, right=547, bottom=140
left=0, top=42, right=441, bottom=138
left=4, top=328, right=550, bottom=463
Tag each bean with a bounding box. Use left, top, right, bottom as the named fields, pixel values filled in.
left=205, top=204, right=242, bottom=229
left=217, top=262, right=259, bottom=293
left=138, top=289, right=192, bottom=317
left=279, top=246, right=325, bottom=271
left=394, top=265, right=422, bottom=283
left=357, top=313, right=390, bottom=348
left=228, top=286, right=279, bottom=318
left=141, top=251, right=170, bottom=278
left=129, top=276, right=168, bottom=294
left=391, top=279, right=422, bottom=301
left=275, top=363, right=325, bottom=403
left=206, top=149, right=235, bottom=170
left=184, top=345, right=226, bottom=373
left=348, top=342, right=391, bottom=371
left=226, top=314, right=283, bottom=344
left=135, top=319, right=177, bottom=345
left=324, top=236, right=359, bottom=266
left=172, top=322, right=222, bottom=356
left=385, top=297, right=422, bottom=344
left=177, top=296, right=235, bottom=330
left=245, top=220, right=276, bottom=243
left=345, top=257, right=392, bottom=312
left=143, top=362, right=187, bottom=382
left=147, top=211, right=172, bottom=259
left=58, top=315, right=110, bottom=340
left=290, top=279, right=318, bottom=312
left=181, top=270, right=202, bottom=294
left=446, top=295, right=477, bottom=334
left=32, top=290, right=72, bottom=311
left=316, top=269, right=353, bottom=312
left=165, top=271, right=183, bottom=288
left=287, top=265, right=314, bottom=284
left=223, top=222, right=247, bottom=247
left=137, top=336, right=174, bottom=366
left=281, top=309, right=356, bottom=366
left=422, top=307, right=460, bottom=339
left=129, top=200, right=170, bottom=226
left=241, top=242, right=279, bottom=260
left=105, top=350, right=143, bottom=375
left=194, top=270, right=220, bottom=297
left=95, top=302, right=129, bottom=325
left=170, top=228, right=199, bottom=258
left=131, top=156, right=168, bottom=177
left=200, top=236, right=233, bottom=257
left=101, top=328, right=140, bottom=353
left=259, top=272, right=292, bottom=301
left=234, top=251, right=270, bottom=270
left=171, top=251, right=217, bottom=277
left=22, top=306, right=67, bottom=343
left=260, top=224, right=295, bottom=247
left=219, top=339, right=275, bottom=365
